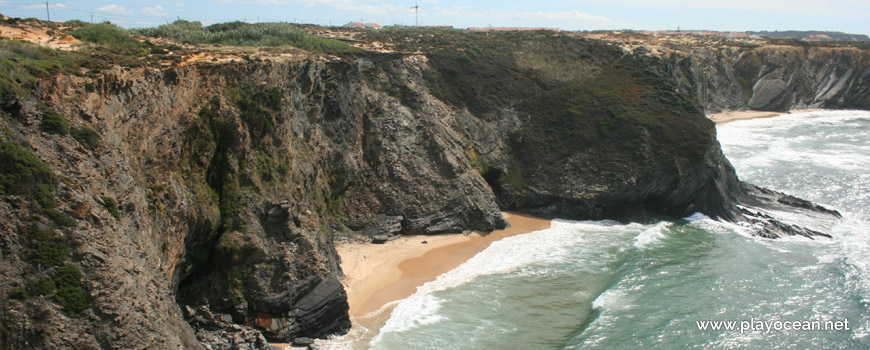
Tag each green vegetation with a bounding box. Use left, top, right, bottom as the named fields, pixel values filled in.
left=43, top=208, right=75, bottom=227
left=100, top=195, right=120, bottom=220
left=0, top=142, right=57, bottom=196
left=235, top=85, right=282, bottom=145
left=181, top=106, right=243, bottom=229
left=253, top=153, right=289, bottom=184
left=71, top=126, right=101, bottom=151
left=25, top=224, right=71, bottom=269
left=35, top=232, right=69, bottom=267
left=70, top=23, right=145, bottom=49
left=366, top=29, right=708, bottom=193
left=465, top=148, right=490, bottom=175
left=54, top=264, right=89, bottom=313
left=33, top=183, right=56, bottom=208
left=9, top=288, right=28, bottom=300
left=325, top=171, right=345, bottom=223
left=41, top=109, right=69, bottom=135
left=0, top=39, right=81, bottom=103
left=0, top=22, right=175, bottom=102
left=132, top=20, right=356, bottom=54
left=34, top=277, right=56, bottom=296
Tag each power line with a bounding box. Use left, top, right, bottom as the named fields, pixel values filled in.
left=410, top=3, right=419, bottom=27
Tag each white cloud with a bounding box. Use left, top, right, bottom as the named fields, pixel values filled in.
left=213, top=0, right=410, bottom=16
left=439, top=9, right=630, bottom=29
left=19, top=3, right=71, bottom=10
left=142, top=5, right=168, bottom=16
left=176, top=2, right=185, bottom=6
left=135, top=20, right=166, bottom=26
left=97, top=4, right=130, bottom=15
left=582, top=0, right=867, bottom=19
left=341, top=3, right=407, bottom=16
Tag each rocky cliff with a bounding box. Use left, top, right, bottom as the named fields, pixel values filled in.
left=665, top=44, right=870, bottom=112
left=0, top=28, right=858, bottom=349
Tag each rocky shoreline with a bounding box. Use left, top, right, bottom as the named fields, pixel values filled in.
left=0, top=27, right=863, bottom=349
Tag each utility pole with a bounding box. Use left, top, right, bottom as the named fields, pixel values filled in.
left=45, top=1, right=50, bottom=21
left=90, top=13, right=93, bottom=24
left=410, top=3, right=419, bottom=27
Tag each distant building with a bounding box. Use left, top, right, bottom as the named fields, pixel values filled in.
left=749, top=34, right=764, bottom=40
left=364, top=23, right=382, bottom=29
left=343, top=22, right=366, bottom=29
left=467, top=27, right=560, bottom=32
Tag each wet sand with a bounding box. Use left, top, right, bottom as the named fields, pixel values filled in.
left=707, top=109, right=818, bottom=124
left=338, top=212, right=552, bottom=318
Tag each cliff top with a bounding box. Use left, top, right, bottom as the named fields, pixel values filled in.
left=3, top=16, right=869, bottom=68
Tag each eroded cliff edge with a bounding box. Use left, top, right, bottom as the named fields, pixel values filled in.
left=0, top=30, right=862, bottom=349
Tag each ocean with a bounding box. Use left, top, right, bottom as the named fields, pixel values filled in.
left=330, top=110, right=870, bottom=349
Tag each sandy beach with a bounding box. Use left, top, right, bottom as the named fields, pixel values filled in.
left=707, top=109, right=818, bottom=124
left=273, top=213, right=551, bottom=349
left=338, top=212, right=552, bottom=318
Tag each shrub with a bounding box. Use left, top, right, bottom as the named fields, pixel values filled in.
left=0, top=142, right=56, bottom=196
left=41, top=109, right=69, bottom=135
left=54, top=264, right=82, bottom=287
left=70, top=23, right=144, bottom=49
left=63, top=20, right=88, bottom=28
left=131, top=20, right=355, bottom=54
left=55, top=285, right=89, bottom=313
left=54, top=264, right=89, bottom=313
left=43, top=208, right=75, bottom=227
left=0, top=40, right=82, bottom=102
left=9, top=287, right=28, bottom=299
left=100, top=195, right=120, bottom=220
left=71, top=126, right=100, bottom=151
left=33, top=277, right=56, bottom=296
left=33, top=183, right=56, bottom=208
left=35, top=234, right=68, bottom=267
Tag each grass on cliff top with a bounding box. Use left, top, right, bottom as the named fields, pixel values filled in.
left=132, top=20, right=356, bottom=54
left=0, top=39, right=81, bottom=102
left=70, top=23, right=147, bottom=50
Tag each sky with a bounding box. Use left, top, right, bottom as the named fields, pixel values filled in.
left=1, top=0, right=869, bottom=35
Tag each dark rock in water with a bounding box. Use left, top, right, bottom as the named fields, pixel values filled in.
left=777, top=194, right=842, bottom=218
left=421, top=240, right=428, bottom=244
left=292, top=337, right=315, bottom=346
left=0, top=28, right=862, bottom=349
left=735, top=184, right=840, bottom=239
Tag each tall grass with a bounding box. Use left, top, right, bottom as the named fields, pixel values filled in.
left=0, top=39, right=80, bottom=101
left=70, top=23, right=145, bottom=49
left=132, top=20, right=355, bottom=54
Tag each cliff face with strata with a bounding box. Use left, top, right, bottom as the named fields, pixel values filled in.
left=0, top=31, right=859, bottom=349
left=665, top=44, right=870, bottom=113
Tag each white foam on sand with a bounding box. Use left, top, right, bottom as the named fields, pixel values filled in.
left=372, top=219, right=649, bottom=346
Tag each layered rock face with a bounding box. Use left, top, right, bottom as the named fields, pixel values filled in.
left=1, top=54, right=508, bottom=349
left=0, top=32, right=861, bottom=349
left=665, top=45, right=870, bottom=112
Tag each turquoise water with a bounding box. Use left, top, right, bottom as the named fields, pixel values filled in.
left=335, top=110, right=870, bottom=349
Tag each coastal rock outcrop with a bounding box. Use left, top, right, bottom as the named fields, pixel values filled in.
left=0, top=29, right=861, bottom=349
left=664, top=45, right=870, bottom=113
